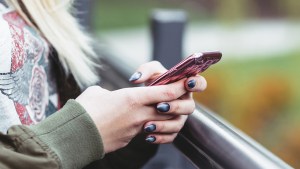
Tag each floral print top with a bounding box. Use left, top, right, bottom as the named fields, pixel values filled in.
left=0, top=2, right=59, bottom=133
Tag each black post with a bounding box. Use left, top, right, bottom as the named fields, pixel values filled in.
left=143, top=9, right=195, bottom=169
left=74, top=0, right=94, bottom=31
left=151, top=9, right=187, bottom=69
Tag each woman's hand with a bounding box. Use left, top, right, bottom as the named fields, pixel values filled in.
left=129, top=61, right=207, bottom=144
left=76, top=78, right=190, bottom=154
left=76, top=60, right=206, bottom=154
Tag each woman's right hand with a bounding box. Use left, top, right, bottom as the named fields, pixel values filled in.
left=75, top=79, right=188, bottom=154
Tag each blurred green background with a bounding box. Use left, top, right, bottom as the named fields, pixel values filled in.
left=89, top=0, right=300, bottom=168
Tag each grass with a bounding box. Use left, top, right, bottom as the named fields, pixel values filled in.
left=91, top=0, right=210, bottom=31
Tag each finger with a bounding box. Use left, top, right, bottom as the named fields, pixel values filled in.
left=156, top=99, right=195, bottom=115
left=144, top=106, right=175, bottom=121
left=180, top=92, right=193, bottom=100
left=130, top=106, right=175, bottom=127
left=143, top=115, right=188, bottom=133
left=185, top=75, right=207, bottom=92
left=135, top=78, right=187, bottom=104
left=145, top=133, right=178, bottom=144
left=129, top=61, right=167, bottom=83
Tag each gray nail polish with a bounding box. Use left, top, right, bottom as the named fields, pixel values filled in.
left=144, top=124, right=156, bottom=133
left=157, top=103, right=170, bottom=113
left=129, top=72, right=142, bottom=82
left=145, top=136, right=156, bottom=143
left=187, top=79, right=196, bottom=88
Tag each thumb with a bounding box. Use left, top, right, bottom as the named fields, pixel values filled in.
left=129, top=61, right=167, bottom=84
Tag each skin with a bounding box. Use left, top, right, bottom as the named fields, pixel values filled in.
left=76, top=61, right=207, bottom=154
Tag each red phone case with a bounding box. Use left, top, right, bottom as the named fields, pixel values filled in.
left=148, top=51, right=222, bottom=86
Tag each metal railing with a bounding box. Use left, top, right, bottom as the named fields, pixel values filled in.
left=176, top=106, right=292, bottom=169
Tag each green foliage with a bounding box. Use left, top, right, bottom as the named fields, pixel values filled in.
left=195, top=51, right=300, bottom=168
left=92, top=0, right=191, bottom=31
left=92, top=0, right=300, bottom=30
left=280, top=0, right=300, bottom=20
left=216, top=0, right=251, bottom=23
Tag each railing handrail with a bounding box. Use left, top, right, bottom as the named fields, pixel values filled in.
left=175, top=105, right=292, bottom=169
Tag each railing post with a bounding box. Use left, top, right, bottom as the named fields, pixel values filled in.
left=74, top=0, right=94, bottom=31
left=143, top=9, right=195, bottom=169
left=151, top=9, right=187, bottom=69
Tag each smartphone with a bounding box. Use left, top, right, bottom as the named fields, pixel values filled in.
left=148, top=51, right=222, bottom=86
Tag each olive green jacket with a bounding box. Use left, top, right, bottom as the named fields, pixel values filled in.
left=0, top=100, right=157, bottom=169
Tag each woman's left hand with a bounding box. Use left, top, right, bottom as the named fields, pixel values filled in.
left=129, top=61, right=207, bottom=144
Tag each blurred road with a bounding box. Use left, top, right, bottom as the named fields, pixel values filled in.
left=97, top=20, right=300, bottom=67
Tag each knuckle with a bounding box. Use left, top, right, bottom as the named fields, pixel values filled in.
left=162, top=136, right=175, bottom=144
left=159, top=122, right=166, bottom=132
left=172, top=133, right=178, bottom=141
left=124, top=92, right=138, bottom=108
left=139, top=117, right=148, bottom=126
left=160, top=137, right=168, bottom=143
left=174, top=124, right=183, bottom=132
left=157, top=136, right=167, bottom=144
left=172, top=103, right=180, bottom=113
left=132, top=117, right=143, bottom=128
left=190, top=100, right=196, bottom=113
left=151, top=60, right=162, bottom=67
left=174, top=116, right=187, bottom=132
left=153, top=137, right=162, bottom=144
left=163, top=89, right=177, bottom=100
left=184, top=99, right=196, bottom=114
left=180, top=115, right=188, bottom=125
left=198, top=76, right=207, bottom=91
left=177, top=116, right=186, bottom=130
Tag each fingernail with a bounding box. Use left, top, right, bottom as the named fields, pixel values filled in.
left=144, top=124, right=156, bottom=133
left=156, top=103, right=170, bottom=113
left=129, top=72, right=142, bottom=82
left=187, top=79, right=196, bottom=88
left=145, top=136, right=156, bottom=143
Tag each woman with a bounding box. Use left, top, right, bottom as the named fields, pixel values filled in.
left=0, top=0, right=207, bottom=168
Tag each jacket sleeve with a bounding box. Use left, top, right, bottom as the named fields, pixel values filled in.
left=0, top=99, right=104, bottom=169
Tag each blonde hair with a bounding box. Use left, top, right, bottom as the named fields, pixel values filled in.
left=6, top=0, right=99, bottom=88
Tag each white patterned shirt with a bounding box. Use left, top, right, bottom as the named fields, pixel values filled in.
left=0, top=2, right=59, bottom=133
